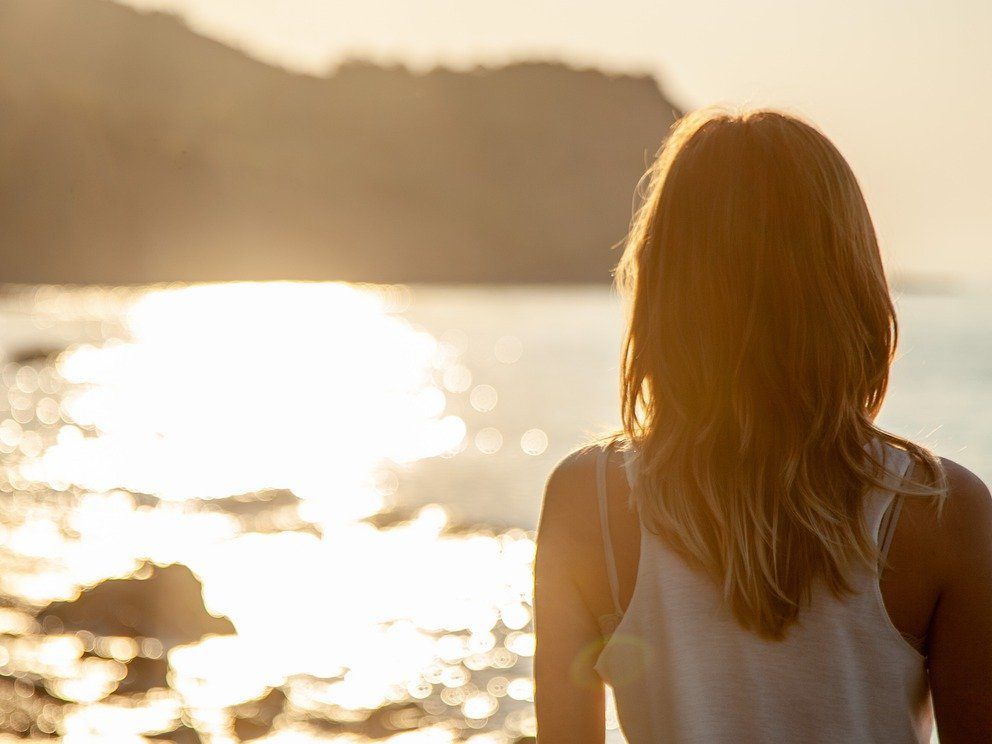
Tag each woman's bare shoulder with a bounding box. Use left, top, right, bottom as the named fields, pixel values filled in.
left=939, top=456, right=992, bottom=506
left=935, top=457, right=992, bottom=576
left=538, top=444, right=604, bottom=539
left=534, top=444, right=609, bottom=618
left=901, top=456, right=992, bottom=583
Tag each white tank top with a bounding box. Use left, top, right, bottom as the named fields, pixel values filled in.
left=594, top=438, right=933, bottom=743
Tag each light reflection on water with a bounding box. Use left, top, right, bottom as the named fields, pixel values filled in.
left=37, top=283, right=464, bottom=501
left=0, top=282, right=540, bottom=743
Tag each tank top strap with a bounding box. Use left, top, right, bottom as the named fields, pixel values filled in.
left=877, top=492, right=905, bottom=567
left=596, top=443, right=624, bottom=617
left=873, top=444, right=914, bottom=567
left=620, top=442, right=638, bottom=490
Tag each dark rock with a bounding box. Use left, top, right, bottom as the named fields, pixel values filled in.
left=117, top=654, right=170, bottom=693
left=206, top=489, right=299, bottom=517
left=38, top=563, right=235, bottom=648
left=152, top=722, right=202, bottom=744
left=7, top=346, right=63, bottom=365
left=231, top=687, right=286, bottom=741
left=359, top=702, right=423, bottom=737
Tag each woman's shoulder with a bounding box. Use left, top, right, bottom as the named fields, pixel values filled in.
left=539, top=443, right=606, bottom=533
left=536, top=441, right=635, bottom=621
left=900, top=455, right=992, bottom=583
left=538, top=441, right=631, bottom=548
left=934, top=457, right=992, bottom=567
left=938, top=456, right=991, bottom=506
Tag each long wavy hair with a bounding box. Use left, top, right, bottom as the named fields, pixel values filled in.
left=615, top=107, right=946, bottom=639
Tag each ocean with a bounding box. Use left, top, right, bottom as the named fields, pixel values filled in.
left=0, top=282, right=987, bottom=742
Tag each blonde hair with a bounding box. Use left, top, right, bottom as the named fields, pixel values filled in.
left=615, top=107, right=946, bottom=639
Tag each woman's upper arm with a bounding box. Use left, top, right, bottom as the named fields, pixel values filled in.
left=534, top=454, right=606, bottom=744
left=927, top=460, right=992, bottom=743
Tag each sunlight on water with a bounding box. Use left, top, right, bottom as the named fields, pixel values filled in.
left=32, top=283, right=464, bottom=502
left=0, top=282, right=537, bottom=743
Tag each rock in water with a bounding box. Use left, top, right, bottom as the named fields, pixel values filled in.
left=151, top=722, right=202, bottom=744
left=38, top=563, right=235, bottom=648
left=117, top=654, right=171, bottom=693
left=231, top=687, right=287, bottom=741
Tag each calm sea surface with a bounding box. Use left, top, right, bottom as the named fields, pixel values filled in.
left=0, top=282, right=987, bottom=742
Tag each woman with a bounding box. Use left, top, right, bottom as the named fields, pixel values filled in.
left=534, top=108, right=992, bottom=743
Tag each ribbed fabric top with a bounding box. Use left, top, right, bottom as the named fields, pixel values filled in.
left=594, top=439, right=933, bottom=743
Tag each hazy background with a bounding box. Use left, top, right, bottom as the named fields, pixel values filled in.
left=3, top=0, right=990, bottom=283
left=114, top=0, right=992, bottom=281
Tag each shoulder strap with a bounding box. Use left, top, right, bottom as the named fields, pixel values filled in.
left=876, top=447, right=914, bottom=568
left=597, top=444, right=624, bottom=617
left=877, top=494, right=905, bottom=567
left=621, top=444, right=638, bottom=490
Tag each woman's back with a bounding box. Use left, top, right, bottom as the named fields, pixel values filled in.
left=535, top=438, right=992, bottom=743
left=595, top=439, right=931, bottom=743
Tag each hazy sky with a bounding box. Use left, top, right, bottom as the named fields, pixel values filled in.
left=120, top=0, right=991, bottom=281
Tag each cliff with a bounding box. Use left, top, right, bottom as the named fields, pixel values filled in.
left=0, top=0, right=682, bottom=283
